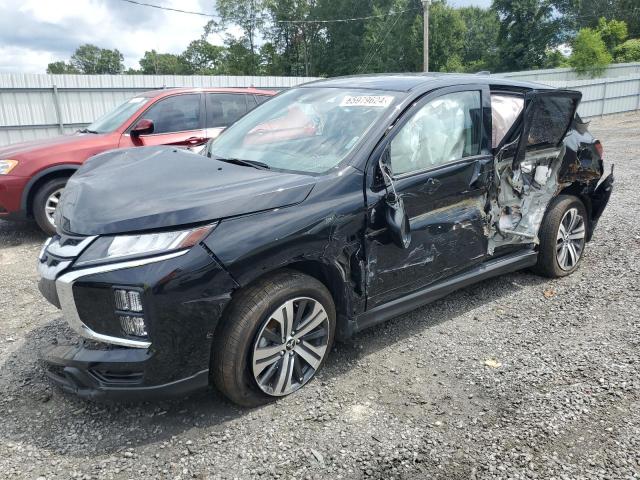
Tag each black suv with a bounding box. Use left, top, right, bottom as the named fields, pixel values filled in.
left=37, top=74, right=613, bottom=406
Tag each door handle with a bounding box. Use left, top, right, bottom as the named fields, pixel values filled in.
left=186, top=137, right=206, bottom=145
left=420, top=177, right=441, bottom=194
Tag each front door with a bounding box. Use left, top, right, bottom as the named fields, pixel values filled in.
left=364, top=85, right=493, bottom=308
left=120, top=93, right=206, bottom=149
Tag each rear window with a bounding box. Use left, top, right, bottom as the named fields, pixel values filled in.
left=527, top=95, right=578, bottom=147
left=491, top=93, right=524, bottom=148
left=206, top=93, right=248, bottom=128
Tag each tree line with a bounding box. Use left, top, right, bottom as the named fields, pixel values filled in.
left=47, top=0, right=640, bottom=78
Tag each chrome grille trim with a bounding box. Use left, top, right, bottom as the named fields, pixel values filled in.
left=55, top=250, right=188, bottom=349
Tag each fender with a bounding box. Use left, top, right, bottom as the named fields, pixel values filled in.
left=21, top=164, right=80, bottom=214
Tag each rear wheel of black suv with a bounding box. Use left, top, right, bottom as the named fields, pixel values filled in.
left=534, top=195, right=588, bottom=278
left=33, top=177, right=68, bottom=236
left=212, top=270, right=336, bottom=407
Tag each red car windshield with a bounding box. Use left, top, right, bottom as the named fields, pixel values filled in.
left=85, top=97, right=150, bottom=133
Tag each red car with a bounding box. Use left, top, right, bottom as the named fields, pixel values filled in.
left=0, top=87, right=275, bottom=234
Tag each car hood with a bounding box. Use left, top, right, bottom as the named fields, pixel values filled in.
left=0, top=132, right=112, bottom=159
left=57, top=146, right=317, bottom=235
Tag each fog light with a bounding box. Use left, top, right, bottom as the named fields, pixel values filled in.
left=127, top=291, right=143, bottom=312
left=114, top=289, right=130, bottom=310
left=120, top=315, right=148, bottom=337
left=114, top=289, right=143, bottom=312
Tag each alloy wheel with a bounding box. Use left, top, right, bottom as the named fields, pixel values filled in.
left=44, top=188, right=63, bottom=227
left=252, top=297, right=329, bottom=397
left=556, top=207, right=585, bottom=271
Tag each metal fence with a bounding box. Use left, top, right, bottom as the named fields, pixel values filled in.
left=0, top=74, right=320, bottom=146
left=1, top=65, right=639, bottom=146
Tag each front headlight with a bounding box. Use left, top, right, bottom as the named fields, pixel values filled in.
left=75, top=223, right=217, bottom=267
left=0, top=160, right=18, bottom=175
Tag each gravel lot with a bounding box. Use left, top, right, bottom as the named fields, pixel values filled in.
left=0, top=112, right=638, bottom=480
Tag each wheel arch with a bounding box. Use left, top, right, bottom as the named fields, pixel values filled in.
left=22, top=165, right=79, bottom=217
left=218, top=259, right=355, bottom=343
left=557, top=183, right=594, bottom=240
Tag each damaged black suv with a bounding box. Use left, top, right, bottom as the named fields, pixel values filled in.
left=37, top=74, right=613, bottom=406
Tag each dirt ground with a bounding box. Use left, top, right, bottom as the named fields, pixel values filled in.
left=0, top=112, right=638, bottom=479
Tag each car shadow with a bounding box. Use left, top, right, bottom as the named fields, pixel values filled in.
left=0, top=219, right=47, bottom=247
left=0, top=266, right=549, bottom=457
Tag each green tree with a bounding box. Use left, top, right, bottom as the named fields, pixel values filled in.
left=614, top=38, right=640, bottom=62
left=46, top=61, right=79, bottom=74
left=595, top=17, right=628, bottom=53
left=70, top=44, right=124, bottom=74
left=262, top=0, right=323, bottom=76
left=569, top=28, right=612, bottom=78
left=310, top=0, right=376, bottom=77
left=222, top=37, right=260, bottom=75
left=360, top=0, right=423, bottom=74
left=182, top=39, right=227, bottom=74
left=554, top=0, right=640, bottom=38
left=492, top=0, right=562, bottom=72
left=459, top=7, right=500, bottom=72
left=138, top=50, right=191, bottom=74
left=211, top=0, right=267, bottom=74
left=428, top=1, right=467, bottom=71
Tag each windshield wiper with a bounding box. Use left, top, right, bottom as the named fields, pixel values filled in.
left=78, top=128, right=98, bottom=134
left=214, top=156, right=270, bottom=170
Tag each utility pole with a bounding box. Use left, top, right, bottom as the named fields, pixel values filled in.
left=422, top=0, right=431, bottom=72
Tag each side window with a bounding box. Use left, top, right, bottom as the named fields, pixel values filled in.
left=141, top=94, right=201, bottom=134
left=390, top=91, right=482, bottom=176
left=526, top=95, right=577, bottom=147
left=206, top=94, right=248, bottom=128
left=255, top=95, right=270, bottom=105
left=491, top=93, right=524, bottom=148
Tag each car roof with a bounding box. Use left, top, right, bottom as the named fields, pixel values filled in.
left=301, top=73, right=552, bottom=92
left=139, top=87, right=277, bottom=98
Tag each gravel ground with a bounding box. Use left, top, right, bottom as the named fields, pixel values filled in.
left=0, top=112, right=638, bottom=480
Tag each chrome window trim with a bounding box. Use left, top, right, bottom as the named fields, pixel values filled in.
left=55, top=250, right=189, bottom=349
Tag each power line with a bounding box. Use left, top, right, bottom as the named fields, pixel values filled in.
left=117, top=0, right=217, bottom=18
left=115, top=0, right=420, bottom=25
left=358, top=11, right=404, bottom=74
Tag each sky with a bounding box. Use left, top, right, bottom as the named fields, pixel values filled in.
left=0, top=0, right=492, bottom=74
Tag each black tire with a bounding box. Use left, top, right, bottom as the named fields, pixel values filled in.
left=212, top=270, right=336, bottom=407
left=533, top=195, right=588, bottom=278
left=33, top=177, right=68, bottom=236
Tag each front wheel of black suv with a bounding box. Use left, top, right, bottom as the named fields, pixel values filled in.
left=534, top=195, right=588, bottom=278
left=212, top=270, right=336, bottom=407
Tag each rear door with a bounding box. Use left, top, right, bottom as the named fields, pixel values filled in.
left=511, top=90, right=582, bottom=168
left=204, top=93, right=252, bottom=142
left=364, top=85, right=493, bottom=308
left=120, top=93, right=206, bottom=148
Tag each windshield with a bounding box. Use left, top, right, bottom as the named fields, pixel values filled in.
left=210, top=87, right=399, bottom=174
left=86, top=97, right=150, bottom=133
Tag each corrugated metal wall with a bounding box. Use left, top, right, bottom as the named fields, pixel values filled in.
left=0, top=73, right=320, bottom=146
left=1, top=67, right=639, bottom=147
left=495, top=62, right=640, bottom=82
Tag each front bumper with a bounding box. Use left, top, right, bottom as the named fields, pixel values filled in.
left=41, top=343, right=209, bottom=400
left=37, top=233, right=238, bottom=400
left=0, top=174, right=28, bottom=218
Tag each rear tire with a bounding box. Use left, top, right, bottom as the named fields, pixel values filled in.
left=212, top=270, right=336, bottom=407
left=533, top=195, right=588, bottom=278
left=33, top=177, right=68, bottom=236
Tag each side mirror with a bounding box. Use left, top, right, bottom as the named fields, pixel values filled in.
left=131, top=118, right=154, bottom=137
left=379, top=154, right=411, bottom=249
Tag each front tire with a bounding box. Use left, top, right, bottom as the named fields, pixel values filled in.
left=534, top=195, right=588, bottom=278
left=212, top=270, right=336, bottom=407
left=33, top=177, right=68, bottom=236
